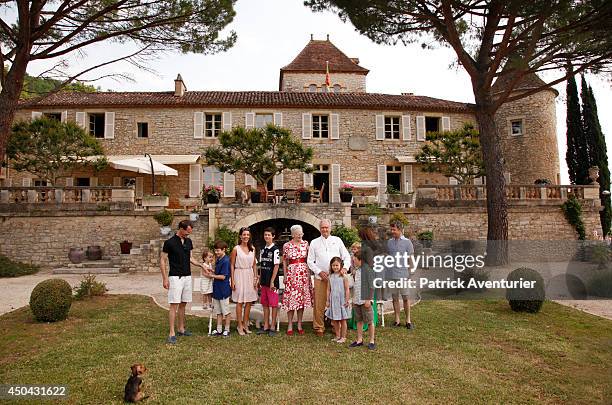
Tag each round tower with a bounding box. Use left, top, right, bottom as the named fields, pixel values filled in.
left=492, top=73, right=560, bottom=184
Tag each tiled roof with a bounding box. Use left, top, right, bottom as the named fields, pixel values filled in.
left=280, top=40, right=369, bottom=74
left=492, top=72, right=558, bottom=96
left=19, top=91, right=474, bottom=113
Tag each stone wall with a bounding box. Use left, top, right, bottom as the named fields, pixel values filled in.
left=495, top=89, right=560, bottom=184
left=280, top=72, right=367, bottom=93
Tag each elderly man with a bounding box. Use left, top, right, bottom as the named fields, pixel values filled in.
left=386, top=221, right=415, bottom=329
left=307, top=219, right=351, bottom=336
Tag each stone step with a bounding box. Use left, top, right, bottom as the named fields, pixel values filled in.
left=53, top=267, right=120, bottom=275
left=130, top=248, right=142, bottom=255
left=67, top=260, right=119, bottom=269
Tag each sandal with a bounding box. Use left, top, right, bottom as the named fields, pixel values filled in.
left=297, top=328, right=305, bottom=335
left=286, top=330, right=294, bottom=336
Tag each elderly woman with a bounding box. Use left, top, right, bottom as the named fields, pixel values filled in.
left=281, top=224, right=312, bottom=335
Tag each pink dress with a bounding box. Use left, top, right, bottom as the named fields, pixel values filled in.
left=281, top=240, right=313, bottom=311
left=231, top=246, right=257, bottom=303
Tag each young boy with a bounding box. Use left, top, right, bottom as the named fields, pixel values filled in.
left=256, top=227, right=280, bottom=337
left=208, top=240, right=231, bottom=337
left=349, top=251, right=376, bottom=350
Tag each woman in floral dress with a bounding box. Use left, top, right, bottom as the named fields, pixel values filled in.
left=281, top=224, right=313, bottom=335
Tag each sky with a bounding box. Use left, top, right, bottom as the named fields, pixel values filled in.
left=19, top=0, right=612, bottom=184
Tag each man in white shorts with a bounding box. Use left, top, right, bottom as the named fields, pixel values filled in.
left=161, top=220, right=204, bottom=344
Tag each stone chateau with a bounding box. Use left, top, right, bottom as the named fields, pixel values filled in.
left=5, top=37, right=561, bottom=207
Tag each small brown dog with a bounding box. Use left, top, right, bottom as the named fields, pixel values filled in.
left=124, top=363, right=147, bottom=402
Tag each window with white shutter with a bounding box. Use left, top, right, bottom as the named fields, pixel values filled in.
left=31, top=111, right=42, bottom=120
left=22, top=178, right=32, bottom=187
left=104, top=112, right=115, bottom=139
left=330, top=113, right=339, bottom=139
left=189, top=164, right=202, bottom=197
left=65, top=177, right=74, bottom=187
left=89, top=177, right=98, bottom=187
left=203, top=166, right=223, bottom=187
left=303, top=163, right=313, bottom=187
left=402, top=115, right=411, bottom=141
left=377, top=164, right=387, bottom=201
left=302, top=113, right=312, bottom=139
left=76, top=112, right=87, bottom=129
left=223, top=172, right=235, bottom=197
left=375, top=115, right=384, bottom=140
left=245, top=112, right=255, bottom=129
left=442, top=116, right=451, bottom=132
left=245, top=174, right=257, bottom=187
left=193, top=112, right=204, bottom=139
left=449, top=177, right=459, bottom=185
left=330, top=164, right=340, bottom=203
left=135, top=177, right=144, bottom=198
left=273, top=172, right=284, bottom=189
left=61, top=111, right=68, bottom=123
left=403, top=165, right=413, bottom=193
left=222, top=112, right=232, bottom=131
left=416, top=116, right=426, bottom=141
left=273, top=112, right=283, bottom=126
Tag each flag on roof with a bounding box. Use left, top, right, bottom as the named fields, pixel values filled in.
left=325, top=61, right=331, bottom=87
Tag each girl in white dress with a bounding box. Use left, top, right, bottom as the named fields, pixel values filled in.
left=200, top=249, right=215, bottom=309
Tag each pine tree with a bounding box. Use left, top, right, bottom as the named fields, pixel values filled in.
left=565, top=75, right=588, bottom=184
left=581, top=76, right=611, bottom=236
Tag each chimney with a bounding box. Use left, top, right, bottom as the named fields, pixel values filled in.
left=174, top=74, right=186, bottom=97
left=401, top=92, right=414, bottom=96
left=326, top=34, right=330, bottom=41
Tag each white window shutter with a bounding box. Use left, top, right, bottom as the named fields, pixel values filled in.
left=302, top=113, right=312, bottom=139
left=222, top=112, right=232, bottom=132
left=473, top=177, right=482, bottom=185
left=375, top=114, right=384, bottom=140
left=245, top=112, right=255, bottom=129
left=403, top=165, right=413, bottom=193
left=504, top=172, right=511, bottom=184
left=330, top=164, right=340, bottom=203
left=402, top=115, right=411, bottom=141
left=442, top=116, right=451, bottom=132
left=104, top=112, right=115, bottom=139
left=76, top=112, right=87, bottom=129
left=65, top=177, right=74, bottom=187
left=194, top=112, right=204, bottom=139
left=223, top=172, right=235, bottom=197
left=377, top=164, right=387, bottom=200
left=61, top=111, right=68, bottom=123
left=189, top=164, right=202, bottom=197
left=245, top=174, right=257, bottom=187
left=273, top=112, right=283, bottom=127
left=273, top=172, right=284, bottom=189
left=416, top=116, right=426, bottom=141
left=31, top=111, right=42, bottom=120
left=330, top=113, right=340, bottom=139
left=22, top=178, right=32, bottom=187
left=90, top=177, right=98, bottom=187
left=113, top=177, right=122, bottom=186
left=135, top=177, right=144, bottom=198
left=449, top=177, right=459, bottom=185
left=303, top=164, right=313, bottom=187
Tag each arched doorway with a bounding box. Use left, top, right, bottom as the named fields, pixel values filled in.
left=248, top=218, right=319, bottom=252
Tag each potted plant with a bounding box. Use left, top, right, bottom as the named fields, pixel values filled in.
left=119, top=240, right=133, bottom=255
left=297, top=187, right=313, bottom=203
left=339, top=183, right=354, bottom=203
left=142, top=193, right=170, bottom=208
left=189, top=208, right=199, bottom=222
left=417, top=230, right=434, bottom=248
left=153, top=209, right=174, bottom=236
left=203, top=185, right=222, bottom=204
left=365, top=203, right=382, bottom=224
left=534, top=178, right=551, bottom=186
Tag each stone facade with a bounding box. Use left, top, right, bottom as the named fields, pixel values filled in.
left=281, top=72, right=366, bottom=93
left=495, top=89, right=560, bottom=184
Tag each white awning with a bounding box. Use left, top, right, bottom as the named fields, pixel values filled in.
left=344, top=181, right=380, bottom=188
left=395, top=156, right=416, bottom=163
left=110, top=157, right=178, bottom=176
left=86, top=155, right=201, bottom=165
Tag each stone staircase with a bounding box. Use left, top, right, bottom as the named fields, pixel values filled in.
left=52, top=239, right=165, bottom=274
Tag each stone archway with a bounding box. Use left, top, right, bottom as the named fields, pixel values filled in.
left=232, top=207, right=323, bottom=233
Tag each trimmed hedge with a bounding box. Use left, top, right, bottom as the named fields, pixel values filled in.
left=29, top=279, right=72, bottom=322
left=0, top=254, right=39, bottom=278
left=506, top=267, right=545, bottom=313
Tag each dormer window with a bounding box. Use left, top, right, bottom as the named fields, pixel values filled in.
left=333, top=84, right=341, bottom=93
left=308, top=84, right=317, bottom=92
left=321, top=86, right=328, bottom=93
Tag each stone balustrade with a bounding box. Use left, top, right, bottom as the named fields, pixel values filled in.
left=417, top=184, right=600, bottom=206
left=0, top=186, right=135, bottom=211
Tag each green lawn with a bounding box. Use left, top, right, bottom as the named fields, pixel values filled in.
left=0, top=295, right=610, bottom=404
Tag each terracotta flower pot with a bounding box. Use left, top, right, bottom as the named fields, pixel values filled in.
left=119, top=241, right=132, bottom=255
left=86, top=245, right=102, bottom=261
left=68, top=247, right=85, bottom=264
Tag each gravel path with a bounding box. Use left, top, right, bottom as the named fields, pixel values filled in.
left=2, top=271, right=610, bottom=322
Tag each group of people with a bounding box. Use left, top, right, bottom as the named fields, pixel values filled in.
left=160, top=219, right=415, bottom=350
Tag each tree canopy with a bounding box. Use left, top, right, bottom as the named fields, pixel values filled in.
left=0, top=0, right=238, bottom=157
left=415, top=123, right=485, bottom=184
left=203, top=125, right=313, bottom=188
left=7, top=117, right=108, bottom=185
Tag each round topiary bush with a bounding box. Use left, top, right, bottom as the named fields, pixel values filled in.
left=506, top=267, right=545, bottom=313
left=29, top=279, right=73, bottom=322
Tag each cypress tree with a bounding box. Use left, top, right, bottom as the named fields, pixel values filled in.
left=565, top=75, right=588, bottom=184
left=581, top=77, right=611, bottom=236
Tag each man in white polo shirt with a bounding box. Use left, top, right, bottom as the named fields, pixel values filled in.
left=307, top=219, right=351, bottom=336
